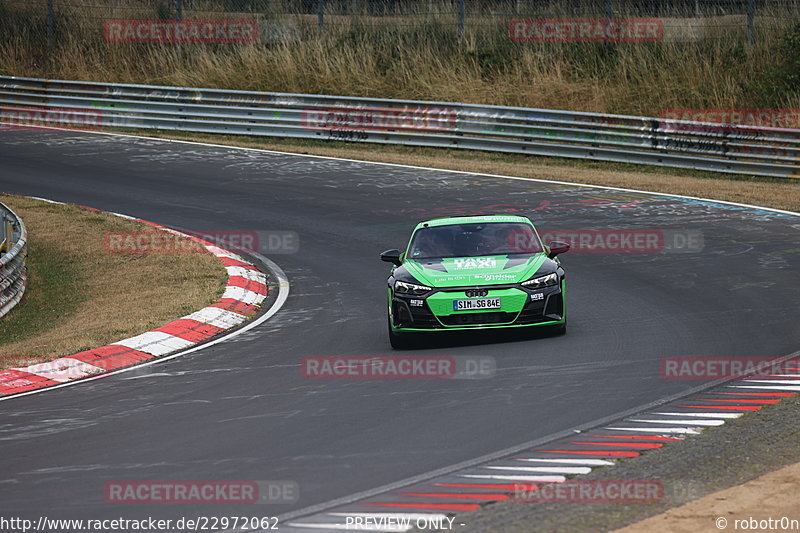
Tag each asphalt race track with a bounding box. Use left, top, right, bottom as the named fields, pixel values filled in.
left=0, top=129, right=798, bottom=528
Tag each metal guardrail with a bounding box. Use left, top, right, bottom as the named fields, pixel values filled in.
left=0, top=75, right=798, bottom=178
left=0, top=202, right=27, bottom=320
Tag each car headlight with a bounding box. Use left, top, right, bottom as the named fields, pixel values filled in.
left=521, top=272, right=559, bottom=288
left=394, top=280, right=432, bottom=296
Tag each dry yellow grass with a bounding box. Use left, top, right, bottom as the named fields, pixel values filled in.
left=1, top=5, right=798, bottom=116
left=0, top=194, right=227, bottom=369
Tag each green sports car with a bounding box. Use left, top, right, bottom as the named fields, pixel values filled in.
left=381, top=215, right=570, bottom=348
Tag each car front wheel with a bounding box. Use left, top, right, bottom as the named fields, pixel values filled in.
left=388, top=315, right=413, bottom=349
left=550, top=316, right=567, bottom=336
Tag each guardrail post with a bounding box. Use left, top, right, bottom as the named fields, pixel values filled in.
left=458, top=0, right=465, bottom=42
left=318, top=0, right=325, bottom=32
left=604, top=0, right=613, bottom=51
left=46, top=0, right=54, bottom=64
left=0, top=202, right=27, bottom=319
left=0, top=215, right=6, bottom=254
left=4, top=219, right=12, bottom=253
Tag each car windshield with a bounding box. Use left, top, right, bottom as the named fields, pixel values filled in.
left=408, top=222, right=543, bottom=259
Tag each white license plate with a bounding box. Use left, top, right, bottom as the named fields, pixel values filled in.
left=453, top=298, right=501, bottom=311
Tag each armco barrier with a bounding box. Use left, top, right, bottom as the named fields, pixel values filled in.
left=0, top=202, right=27, bottom=319
left=0, top=76, right=798, bottom=178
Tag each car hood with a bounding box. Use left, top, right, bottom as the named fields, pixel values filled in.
left=402, top=254, right=548, bottom=287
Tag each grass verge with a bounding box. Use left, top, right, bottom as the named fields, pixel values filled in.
left=122, top=130, right=800, bottom=212
left=0, top=194, right=227, bottom=369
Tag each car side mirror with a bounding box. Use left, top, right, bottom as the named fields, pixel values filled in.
left=547, top=241, right=570, bottom=258
left=380, top=249, right=403, bottom=267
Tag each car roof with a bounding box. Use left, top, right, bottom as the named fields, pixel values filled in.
left=414, top=214, right=534, bottom=230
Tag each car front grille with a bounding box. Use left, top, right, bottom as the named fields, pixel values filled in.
left=438, top=312, right=518, bottom=326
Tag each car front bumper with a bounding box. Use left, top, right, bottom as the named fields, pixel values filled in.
left=389, top=281, right=566, bottom=332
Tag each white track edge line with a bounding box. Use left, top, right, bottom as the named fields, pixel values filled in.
left=7, top=122, right=800, bottom=218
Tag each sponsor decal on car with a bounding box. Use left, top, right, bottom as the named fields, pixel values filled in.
left=450, top=257, right=498, bottom=269
left=475, top=274, right=518, bottom=282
